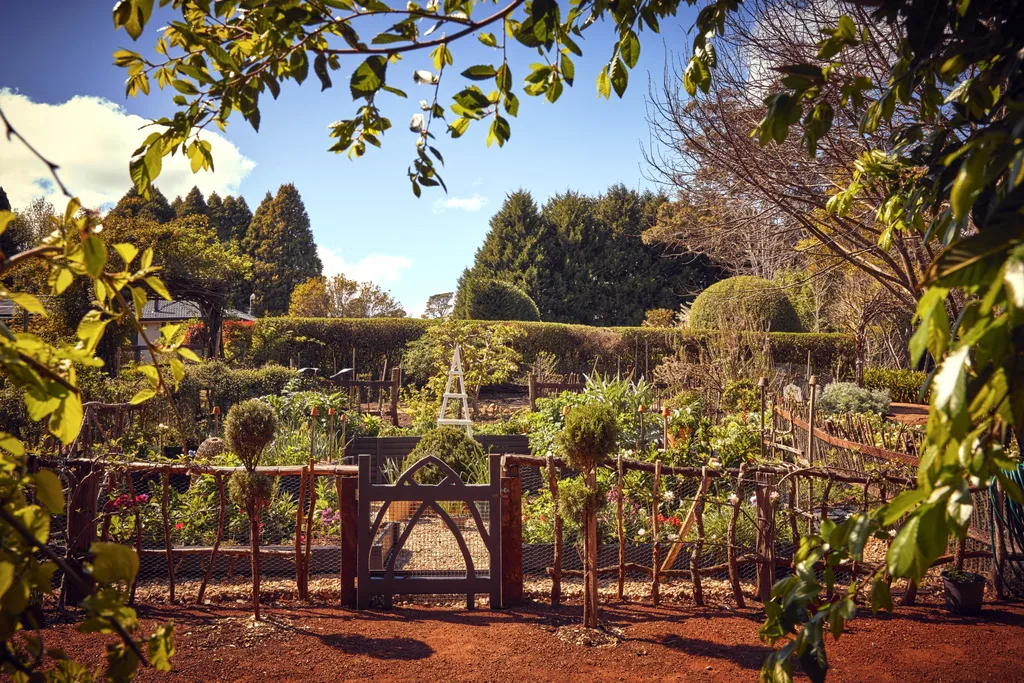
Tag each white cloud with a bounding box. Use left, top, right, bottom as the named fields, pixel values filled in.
left=318, top=245, right=412, bottom=284
left=432, top=193, right=489, bottom=213
left=0, top=90, right=255, bottom=212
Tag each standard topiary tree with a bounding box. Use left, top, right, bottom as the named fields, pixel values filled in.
left=688, top=276, right=804, bottom=332
left=455, top=276, right=541, bottom=321
left=557, top=403, right=618, bottom=628
left=224, top=399, right=277, bottom=620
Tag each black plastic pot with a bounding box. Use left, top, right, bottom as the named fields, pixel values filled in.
left=941, top=570, right=985, bottom=616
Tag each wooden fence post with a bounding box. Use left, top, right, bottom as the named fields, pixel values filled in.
left=197, top=474, right=226, bottom=604
left=651, top=459, right=662, bottom=606
left=754, top=473, right=775, bottom=603
left=547, top=453, right=562, bottom=608
left=160, top=472, right=176, bottom=604
left=303, top=459, right=317, bottom=601
left=338, top=475, right=357, bottom=607
left=616, top=453, right=625, bottom=601
left=500, top=466, right=523, bottom=608
left=690, top=467, right=707, bottom=607
left=64, top=462, right=101, bottom=605
left=727, top=463, right=747, bottom=608
left=295, top=466, right=307, bottom=599
left=528, top=374, right=537, bottom=412
left=390, top=367, right=401, bottom=426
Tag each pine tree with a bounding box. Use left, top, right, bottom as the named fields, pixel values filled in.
left=242, top=184, right=322, bottom=315
left=206, top=191, right=225, bottom=239
left=220, top=195, right=253, bottom=243
left=109, top=187, right=175, bottom=223
left=176, top=186, right=208, bottom=218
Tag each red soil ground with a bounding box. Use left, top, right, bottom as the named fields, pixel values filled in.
left=39, top=596, right=1024, bottom=682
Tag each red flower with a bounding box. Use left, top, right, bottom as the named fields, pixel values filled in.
left=174, top=522, right=184, bottom=530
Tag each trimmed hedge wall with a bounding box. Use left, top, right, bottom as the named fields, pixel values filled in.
left=244, top=317, right=855, bottom=378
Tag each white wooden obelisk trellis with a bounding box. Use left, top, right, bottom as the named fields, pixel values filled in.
left=437, top=345, right=473, bottom=435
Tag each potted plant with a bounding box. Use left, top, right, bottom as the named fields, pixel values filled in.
left=941, top=568, right=986, bottom=615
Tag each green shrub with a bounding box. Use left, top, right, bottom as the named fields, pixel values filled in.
left=863, top=368, right=927, bottom=404
left=817, top=382, right=891, bottom=415
left=402, top=426, right=488, bottom=484
left=455, top=277, right=541, bottom=321
left=688, top=276, right=804, bottom=332
left=721, top=378, right=760, bottom=412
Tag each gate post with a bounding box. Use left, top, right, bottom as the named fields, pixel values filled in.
left=489, top=453, right=502, bottom=609
left=500, top=464, right=523, bottom=608
left=338, top=475, right=358, bottom=607
left=356, top=454, right=371, bottom=609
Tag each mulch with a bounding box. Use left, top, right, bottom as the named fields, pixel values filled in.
left=30, top=591, right=1024, bottom=681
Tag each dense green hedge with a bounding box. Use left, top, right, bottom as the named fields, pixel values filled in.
left=455, top=277, right=541, bottom=321
left=244, top=317, right=855, bottom=378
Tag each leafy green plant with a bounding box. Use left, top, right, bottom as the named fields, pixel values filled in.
left=401, top=426, right=487, bottom=484
left=689, top=276, right=804, bottom=333
left=816, top=382, right=890, bottom=415
left=709, top=412, right=763, bottom=468
left=721, top=378, right=760, bottom=412
left=862, top=368, right=926, bottom=404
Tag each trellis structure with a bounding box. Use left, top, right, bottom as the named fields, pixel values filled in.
left=437, top=345, right=473, bottom=434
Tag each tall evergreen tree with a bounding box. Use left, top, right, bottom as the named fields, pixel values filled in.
left=220, top=195, right=252, bottom=243
left=457, top=184, right=720, bottom=325
left=242, top=184, right=322, bottom=315
left=206, top=191, right=225, bottom=239
left=108, top=187, right=175, bottom=223
left=176, top=186, right=209, bottom=218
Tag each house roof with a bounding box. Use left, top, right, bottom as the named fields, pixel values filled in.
left=140, top=300, right=255, bottom=322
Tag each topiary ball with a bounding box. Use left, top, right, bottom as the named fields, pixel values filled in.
left=457, top=277, right=541, bottom=321
left=228, top=470, right=273, bottom=514
left=224, top=399, right=277, bottom=471
left=557, top=403, right=619, bottom=470
left=688, top=276, right=804, bottom=332
left=402, top=426, right=486, bottom=484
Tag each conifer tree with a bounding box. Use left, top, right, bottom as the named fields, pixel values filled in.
left=176, top=186, right=209, bottom=218
left=109, top=187, right=175, bottom=223
left=220, top=195, right=253, bottom=243
left=242, top=184, right=322, bottom=315
left=206, top=191, right=225, bottom=239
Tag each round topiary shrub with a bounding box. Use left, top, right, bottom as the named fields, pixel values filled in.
left=457, top=277, right=541, bottom=321
left=402, top=426, right=487, bottom=484
left=557, top=403, right=619, bottom=470
left=196, top=437, right=224, bottom=461
left=688, top=276, right=804, bottom=332
left=224, top=399, right=277, bottom=471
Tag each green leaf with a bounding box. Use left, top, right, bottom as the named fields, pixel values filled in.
left=76, top=316, right=111, bottom=353
left=350, top=56, right=386, bottom=100
left=147, top=623, right=176, bottom=672
left=0, top=561, right=14, bottom=599
left=597, top=66, right=611, bottom=99
left=880, top=488, right=927, bottom=525
left=177, top=347, right=201, bottom=363
left=0, top=211, right=15, bottom=235
left=113, top=243, right=139, bottom=267
left=462, top=65, right=497, bottom=81
left=83, top=236, right=108, bottom=278
left=610, top=58, right=628, bottom=98
left=53, top=268, right=74, bottom=295
left=620, top=30, right=641, bottom=69
left=478, top=33, right=498, bottom=47
left=33, top=470, right=65, bottom=515
left=870, top=578, right=893, bottom=613
left=7, top=292, right=45, bottom=315
left=145, top=276, right=171, bottom=300
left=315, top=52, right=333, bottom=91
left=130, top=388, right=157, bottom=405
left=50, top=393, right=83, bottom=446
left=0, top=432, right=25, bottom=456
left=89, top=542, right=139, bottom=585
left=950, top=148, right=990, bottom=220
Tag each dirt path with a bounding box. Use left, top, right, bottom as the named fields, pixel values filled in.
left=38, top=597, right=1024, bottom=681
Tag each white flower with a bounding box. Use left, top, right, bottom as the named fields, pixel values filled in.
left=157, top=423, right=169, bottom=431
left=728, top=493, right=740, bottom=505
left=426, top=0, right=439, bottom=11
left=662, top=490, right=675, bottom=503
left=668, top=534, right=679, bottom=542
left=769, top=491, right=780, bottom=502
left=637, top=528, right=647, bottom=537
left=413, top=70, right=439, bottom=85
left=749, top=494, right=758, bottom=506
left=419, top=99, right=430, bottom=110
left=708, top=459, right=721, bottom=468
left=409, top=113, right=425, bottom=133
left=888, top=529, right=897, bottom=538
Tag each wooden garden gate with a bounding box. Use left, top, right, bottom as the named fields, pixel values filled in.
left=356, top=453, right=502, bottom=609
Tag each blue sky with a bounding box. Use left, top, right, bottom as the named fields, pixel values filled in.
left=0, top=2, right=697, bottom=315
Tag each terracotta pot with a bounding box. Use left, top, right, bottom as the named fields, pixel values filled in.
left=387, top=500, right=417, bottom=522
